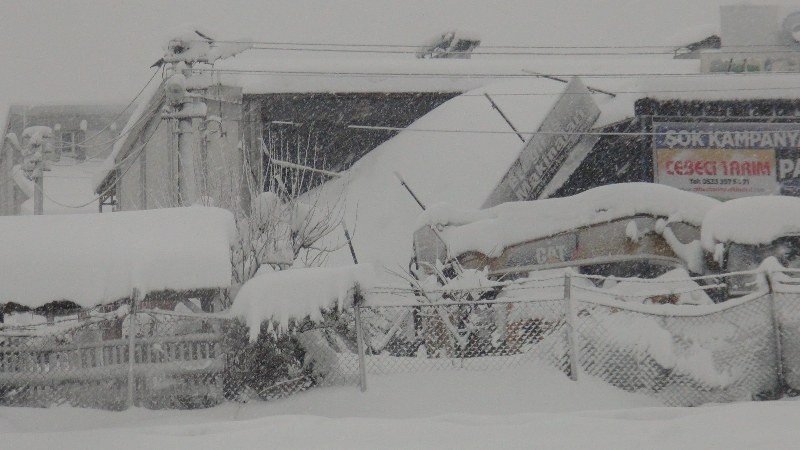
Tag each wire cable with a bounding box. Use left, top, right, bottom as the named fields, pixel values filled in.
left=347, top=124, right=800, bottom=137
left=35, top=126, right=155, bottom=209
left=194, top=67, right=800, bottom=79
left=194, top=38, right=797, bottom=51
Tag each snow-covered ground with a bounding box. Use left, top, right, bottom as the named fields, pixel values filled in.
left=2, top=362, right=799, bottom=449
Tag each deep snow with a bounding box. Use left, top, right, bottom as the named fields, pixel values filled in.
left=3, top=363, right=800, bottom=449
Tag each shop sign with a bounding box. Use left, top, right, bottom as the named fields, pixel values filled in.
left=653, top=122, right=800, bottom=199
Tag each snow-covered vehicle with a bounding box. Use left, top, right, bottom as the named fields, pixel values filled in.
left=413, top=183, right=719, bottom=283
left=702, top=196, right=800, bottom=298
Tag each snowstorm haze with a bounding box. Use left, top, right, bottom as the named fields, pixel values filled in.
left=0, top=0, right=797, bottom=105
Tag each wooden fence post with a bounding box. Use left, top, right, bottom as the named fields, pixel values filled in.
left=127, top=288, right=138, bottom=408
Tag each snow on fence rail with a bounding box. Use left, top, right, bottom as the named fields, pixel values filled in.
left=3, top=269, right=800, bottom=409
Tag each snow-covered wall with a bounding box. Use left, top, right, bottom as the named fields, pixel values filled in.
left=0, top=206, right=236, bottom=308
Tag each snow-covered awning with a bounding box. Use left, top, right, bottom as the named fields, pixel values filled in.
left=418, top=183, right=720, bottom=258
left=0, top=206, right=236, bottom=308
left=701, top=195, right=800, bottom=250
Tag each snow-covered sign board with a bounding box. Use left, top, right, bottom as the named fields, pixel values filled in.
left=653, top=122, right=800, bottom=200
left=482, top=77, right=600, bottom=207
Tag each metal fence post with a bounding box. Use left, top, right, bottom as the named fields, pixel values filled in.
left=127, top=288, right=138, bottom=408
left=766, top=271, right=785, bottom=393
left=564, top=272, right=579, bottom=381
left=354, top=304, right=368, bottom=392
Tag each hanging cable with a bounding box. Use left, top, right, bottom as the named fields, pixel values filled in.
left=193, top=67, right=800, bottom=79
left=192, top=38, right=792, bottom=51
left=37, top=125, right=156, bottom=209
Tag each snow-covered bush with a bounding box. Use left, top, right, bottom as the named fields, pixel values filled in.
left=221, top=319, right=309, bottom=401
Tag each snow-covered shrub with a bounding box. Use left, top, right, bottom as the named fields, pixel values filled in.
left=222, top=319, right=309, bottom=401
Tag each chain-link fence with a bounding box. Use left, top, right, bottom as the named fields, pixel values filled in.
left=571, top=287, right=779, bottom=406
left=5, top=270, right=800, bottom=410
left=355, top=299, right=569, bottom=376
left=769, top=270, right=800, bottom=393
left=338, top=271, right=792, bottom=407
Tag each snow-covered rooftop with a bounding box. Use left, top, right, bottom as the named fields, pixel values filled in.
left=418, top=183, right=719, bottom=258
left=0, top=206, right=236, bottom=308
left=216, top=54, right=698, bottom=94
left=701, top=196, right=800, bottom=251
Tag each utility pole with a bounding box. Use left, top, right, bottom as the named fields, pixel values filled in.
left=14, top=126, right=54, bottom=215
left=159, top=30, right=250, bottom=206
left=163, top=68, right=204, bottom=206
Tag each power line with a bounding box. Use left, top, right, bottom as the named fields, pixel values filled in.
left=348, top=124, right=800, bottom=137
left=196, top=67, right=800, bottom=79
left=74, top=69, right=160, bottom=148
left=47, top=70, right=161, bottom=166
left=50, top=99, right=164, bottom=167
left=460, top=86, right=800, bottom=96
left=38, top=127, right=155, bottom=209
left=236, top=45, right=800, bottom=57
left=196, top=38, right=795, bottom=50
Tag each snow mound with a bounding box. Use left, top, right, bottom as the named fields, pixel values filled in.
left=230, top=264, right=377, bottom=341
left=418, top=183, right=719, bottom=258
left=0, top=206, right=236, bottom=308
left=701, top=195, right=800, bottom=250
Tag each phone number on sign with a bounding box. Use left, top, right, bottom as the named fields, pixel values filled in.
left=688, top=178, right=751, bottom=185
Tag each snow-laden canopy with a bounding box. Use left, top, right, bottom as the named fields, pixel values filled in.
left=417, top=183, right=719, bottom=258
left=701, top=196, right=800, bottom=250
left=230, top=264, right=376, bottom=341
left=0, top=206, right=236, bottom=308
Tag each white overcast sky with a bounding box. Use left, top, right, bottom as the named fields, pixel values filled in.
left=0, top=0, right=798, bottom=105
